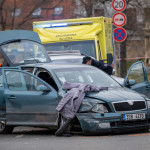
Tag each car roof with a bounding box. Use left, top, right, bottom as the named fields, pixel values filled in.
left=50, top=55, right=84, bottom=60
left=0, top=30, right=42, bottom=46
left=48, top=50, right=84, bottom=60
left=21, top=62, right=91, bottom=70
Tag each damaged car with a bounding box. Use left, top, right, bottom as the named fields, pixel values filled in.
left=0, top=30, right=150, bottom=135
left=0, top=63, right=150, bottom=135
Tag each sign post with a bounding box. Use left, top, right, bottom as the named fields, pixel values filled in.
left=112, top=0, right=127, bottom=77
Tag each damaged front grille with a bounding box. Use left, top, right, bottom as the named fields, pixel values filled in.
left=112, top=100, right=146, bottom=112
left=111, top=119, right=150, bottom=127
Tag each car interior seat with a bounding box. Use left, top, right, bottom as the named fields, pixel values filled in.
left=38, top=72, right=58, bottom=91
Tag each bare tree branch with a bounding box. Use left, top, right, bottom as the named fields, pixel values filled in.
left=17, top=0, right=64, bottom=27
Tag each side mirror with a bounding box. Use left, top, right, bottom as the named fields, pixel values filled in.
left=107, top=53, right=113, bottom=65
left=127, top=79, right=136, bottom=87
left=36, top=85, right=51, bottom=92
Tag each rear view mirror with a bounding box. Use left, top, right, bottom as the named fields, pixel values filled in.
left=107, top=53, right=113, bottom=65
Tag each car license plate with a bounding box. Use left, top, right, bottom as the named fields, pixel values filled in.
left=123, top=113, right=145, bottom=120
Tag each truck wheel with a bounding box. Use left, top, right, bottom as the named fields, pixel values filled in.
left=0, top=121, right=14, bottom=134
left=55, top=116, right=72, bottom=136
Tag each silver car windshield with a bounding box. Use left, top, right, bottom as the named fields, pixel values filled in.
left=53, top=67, right=121, bottom=87
left=1, top=40, right=49, bottom=64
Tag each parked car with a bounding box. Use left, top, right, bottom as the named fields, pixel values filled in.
left=0, top=30, right=150, bottom=135
left=0, top=63, right=150, bottom=135
left=48, top=50, right=84, bottom=64
left=0, top=30, right=51, bottom=67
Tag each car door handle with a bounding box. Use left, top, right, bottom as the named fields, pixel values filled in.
left=8, top=95, right=16, bottom=99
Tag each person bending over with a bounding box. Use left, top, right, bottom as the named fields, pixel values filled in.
left=82, top=56, right=113, bottom=75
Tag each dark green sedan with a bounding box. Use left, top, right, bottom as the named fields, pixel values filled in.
left=0, top=63, right=150, bottom=135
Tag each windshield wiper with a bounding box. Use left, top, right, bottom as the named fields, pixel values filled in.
left=2, top=39, right=21, bottom=45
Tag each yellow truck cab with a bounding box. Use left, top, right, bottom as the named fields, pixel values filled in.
left=33, top=17, right=114, bottom=63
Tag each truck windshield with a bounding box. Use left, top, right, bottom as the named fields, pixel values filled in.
left=44, top=40, right=96, bottom=58
left=1, top=40, right=49, bottom=65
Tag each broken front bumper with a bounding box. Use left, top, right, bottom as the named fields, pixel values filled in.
left=76, top=111, right=150, bottom=135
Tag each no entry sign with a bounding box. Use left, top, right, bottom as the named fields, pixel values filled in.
left=112, top=0, right=126, bottom=12
left=114, top=28, right=127, bottom=42
left=113, top=13, right=127, bottom=27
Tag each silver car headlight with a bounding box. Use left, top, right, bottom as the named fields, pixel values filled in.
left=92, top=104, right=108, bottom=114
left=147, top=101, right=150, bottom=109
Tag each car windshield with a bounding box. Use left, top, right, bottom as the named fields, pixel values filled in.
left=53, top=67, right=121, bottom=87
left=44, top=40, right=96, bottom=58
left=1, top=40, right=49, bottom=64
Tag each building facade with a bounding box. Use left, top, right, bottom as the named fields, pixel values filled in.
left=0, top=0, right=75, bottom=30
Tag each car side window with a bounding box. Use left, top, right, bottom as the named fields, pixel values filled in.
left=4, top=70, right=50, bottom=91
left=127, top=63, right=145, bottom=84
left=36, top=68, right=58, bottom=91
left=0, top=53, right=8, bottom=67
left=21, top=67, right=34, bottom=73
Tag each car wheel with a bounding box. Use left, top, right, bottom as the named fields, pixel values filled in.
left=0, top=121, right=14, bottom=134
left=55, top=116, right=72, bottom=136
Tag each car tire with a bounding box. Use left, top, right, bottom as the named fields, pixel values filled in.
left=0, top=121, right=14, bottom=134
left=55, top=116, right=72, bottom=136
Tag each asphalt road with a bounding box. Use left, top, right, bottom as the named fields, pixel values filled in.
left=0, top=127, right=150, bottom=150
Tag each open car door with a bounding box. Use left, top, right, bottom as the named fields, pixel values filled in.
left=124, top=61, right=150, bottom=97
left=2, top=68, right=58, bottom=126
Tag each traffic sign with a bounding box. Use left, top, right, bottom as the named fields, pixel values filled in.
left=114, top=28, right=127, bottom=42
left=112, top=13, right=127, bottom=27
left=112, top=0, right=126, bottom=12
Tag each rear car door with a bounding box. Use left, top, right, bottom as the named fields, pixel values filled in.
left=2, top=69, right=58, bottom=126
left=124, top=61, right=150, bottom=97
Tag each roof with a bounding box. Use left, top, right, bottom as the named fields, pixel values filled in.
left=0, top=30, right=42, bottom=45
left=21, top=62, right=91, bottom=70
left=50, top=54, right=84, bottom=61
left=48, top=50, right=84, bottom=61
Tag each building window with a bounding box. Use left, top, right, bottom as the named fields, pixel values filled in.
left=53, top=7, right=63, bottom=16
left=11, top=8, right=22, bottom=17
left=32, top=8, right=42, bottom=17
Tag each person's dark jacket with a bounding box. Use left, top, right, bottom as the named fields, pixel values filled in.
left=91, top=59, right=113, bottom=75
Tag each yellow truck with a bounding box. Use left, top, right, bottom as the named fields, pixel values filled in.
left=33, top=17, right=114, bottom=63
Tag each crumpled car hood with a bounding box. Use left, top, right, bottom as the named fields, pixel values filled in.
left=86, top=87, right=145, bottom=102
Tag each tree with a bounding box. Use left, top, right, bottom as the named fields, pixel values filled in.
left=73, top=0, right=112, bottom=17
left=0, top=0, right=64, bottom=30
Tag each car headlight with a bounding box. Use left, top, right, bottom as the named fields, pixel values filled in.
left=147, top=101, right=150, bottom=109
left=92, top=104, right=108, bottom=114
